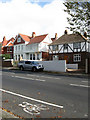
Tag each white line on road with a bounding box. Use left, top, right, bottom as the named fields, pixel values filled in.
left=27, top=74, right=60, bottom=80
left=70, top=84, right=90, bottom=88
left=82, top=81, right=88, bottom=83
left=11, top=76, right=45, bottom=82
left=0, top=88, right=63, bottom=108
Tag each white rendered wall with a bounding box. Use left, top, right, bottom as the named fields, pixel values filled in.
left=66, top=64, right=78, bottom=69
left=38, top=35, right=52, bottom=52
left=38, top=60, right=66, bottom=72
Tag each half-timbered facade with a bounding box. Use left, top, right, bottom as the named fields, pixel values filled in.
left=14, top=32, right=52, bottom=61
left=49, top=32, right=90, bottom=69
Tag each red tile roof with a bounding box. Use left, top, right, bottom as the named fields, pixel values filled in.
left=2, top=37, right=15, bottom=47
left=2, top=36, right=8, bottom=46
left=27, top=34, right=48, bottom=45
left=19, top=33, right=31, bottom=42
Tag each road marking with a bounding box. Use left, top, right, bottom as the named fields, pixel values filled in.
left=27, top=74, right=60, bottom=80
left=0, top=89, right=63, bottom=108
left=82, top=81, right=88, bottom=83
left=70, top=84, right=90, bottom=88
left=19, top=102, right=49, bottom=115
left=11, top=76, right=45, bottom=82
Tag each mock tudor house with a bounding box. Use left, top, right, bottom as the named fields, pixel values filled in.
left=14, top=32, right=52, bottom=61
left=49, top=31, right=90, bottom=69
left=2, top=36, right=15, bottom=59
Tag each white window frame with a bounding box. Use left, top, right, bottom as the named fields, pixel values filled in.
left=73, top=54, right=81, bottom=62
left=73, top=42, right=81, bottom=49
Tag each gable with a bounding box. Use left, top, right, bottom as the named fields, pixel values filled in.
left=14, top=36, right=25, bottom=45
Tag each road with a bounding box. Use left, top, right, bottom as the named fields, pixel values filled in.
left=1, top=69, right=89, bottom=119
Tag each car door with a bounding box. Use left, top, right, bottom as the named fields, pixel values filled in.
left=24, top=61, right=30, bottom=69
left=27, top=61, right=32, bottom=70
left=25, top=61, right=32, bottom=70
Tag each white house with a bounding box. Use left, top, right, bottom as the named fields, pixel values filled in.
left=13, top=32, right=52, bottom=61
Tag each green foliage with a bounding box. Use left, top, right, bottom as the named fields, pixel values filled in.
left=63, top=2, right=90, bottom=38
left=2, top=54, right=11, bottom=59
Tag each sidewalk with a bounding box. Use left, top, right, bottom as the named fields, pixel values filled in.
left=0, top=108, right=18, bottom=119
left=2, top=67, right=90, bottom=78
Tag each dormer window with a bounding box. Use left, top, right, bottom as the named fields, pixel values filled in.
left=17, top=37, right=21, bottom=43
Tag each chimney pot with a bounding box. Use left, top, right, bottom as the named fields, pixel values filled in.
left=64, top=30, right=68, bottom=34
left=84, top=32, right=87, bottom=38
left=55, top=33, right=57, bottom=39
left=32, top=32, right=36, bottom=38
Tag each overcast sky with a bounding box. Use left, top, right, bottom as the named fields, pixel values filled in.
left=0, top=0, right=69, bottom=42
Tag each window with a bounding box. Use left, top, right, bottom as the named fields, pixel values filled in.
left=18, top=46, right=20, bottom=51
left=73, top=54, right=81, bottom=62
left=52, top=45, right=58, bottom=51
left=17, top=37, right=21, bottom=43
left=10, top=46, right=12, bottom=51
left=18, top=55, right=20, bottom=61
left=21, top=54, right=23, bottom=59
left=73, top=43, right=81, bottom=49
left=16, top=55, right=17, bottom=60
left=15, top=46, right=17, bottom=51
left=63, top=44, right=68, bottom=50
left=7, top=47, right=9, bottom=52
left=21, top=45, right=23, bottom=50
left=33, top=54, right=35, bottom=60
left=25, top=61, right=31, bottom=64
left=30, top=54, right=32, bottom=60
left=37, top=53, right=39, bottom=60
left=53, top=55, right=58, bottom=60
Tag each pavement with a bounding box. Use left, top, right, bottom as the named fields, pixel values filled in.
left=0, top=108, right=19, bottom=119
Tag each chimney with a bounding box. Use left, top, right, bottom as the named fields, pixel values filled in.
left=64, top=30, right=68, bottom=34
left=3, top=36, right=6, bottom=41
left=32, top=32, right=36, bottom=38
left=55, top=33, right=57, bottom=40
left=84, top=32, right=87, bottom=38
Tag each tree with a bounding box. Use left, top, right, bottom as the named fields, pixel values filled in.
left=63, top=2, right=90, bottom=38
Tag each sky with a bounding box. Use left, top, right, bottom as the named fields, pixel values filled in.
left=0, top=0, right=69, bottom=42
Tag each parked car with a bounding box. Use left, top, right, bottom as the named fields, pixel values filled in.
left=17, top=60, right=44, bottom=72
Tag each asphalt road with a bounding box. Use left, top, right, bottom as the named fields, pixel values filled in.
left=1, top=69, right=89, bottom=119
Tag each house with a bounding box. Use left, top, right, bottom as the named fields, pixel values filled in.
left=13, top=32, right=52, bottom=61
left=1, top=36, right=15, bottom=59
left=49, top=30, right=90, bottom=69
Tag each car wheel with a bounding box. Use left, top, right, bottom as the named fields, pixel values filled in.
left=20, top=66, right=24, bottom=71
left=32, top=67, right=37, bottom=72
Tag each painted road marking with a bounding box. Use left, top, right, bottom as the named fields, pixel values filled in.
left=82, top=81, right=88, bottom=83
left=0, top=89, right=63, bottom=108
left=11, top=76, right=45, bottom=82
left=19, top=102, right=49, bottom=115
left=70, top=84, right=90, bottom=88
left=27, top=74, right=61, bottom=80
